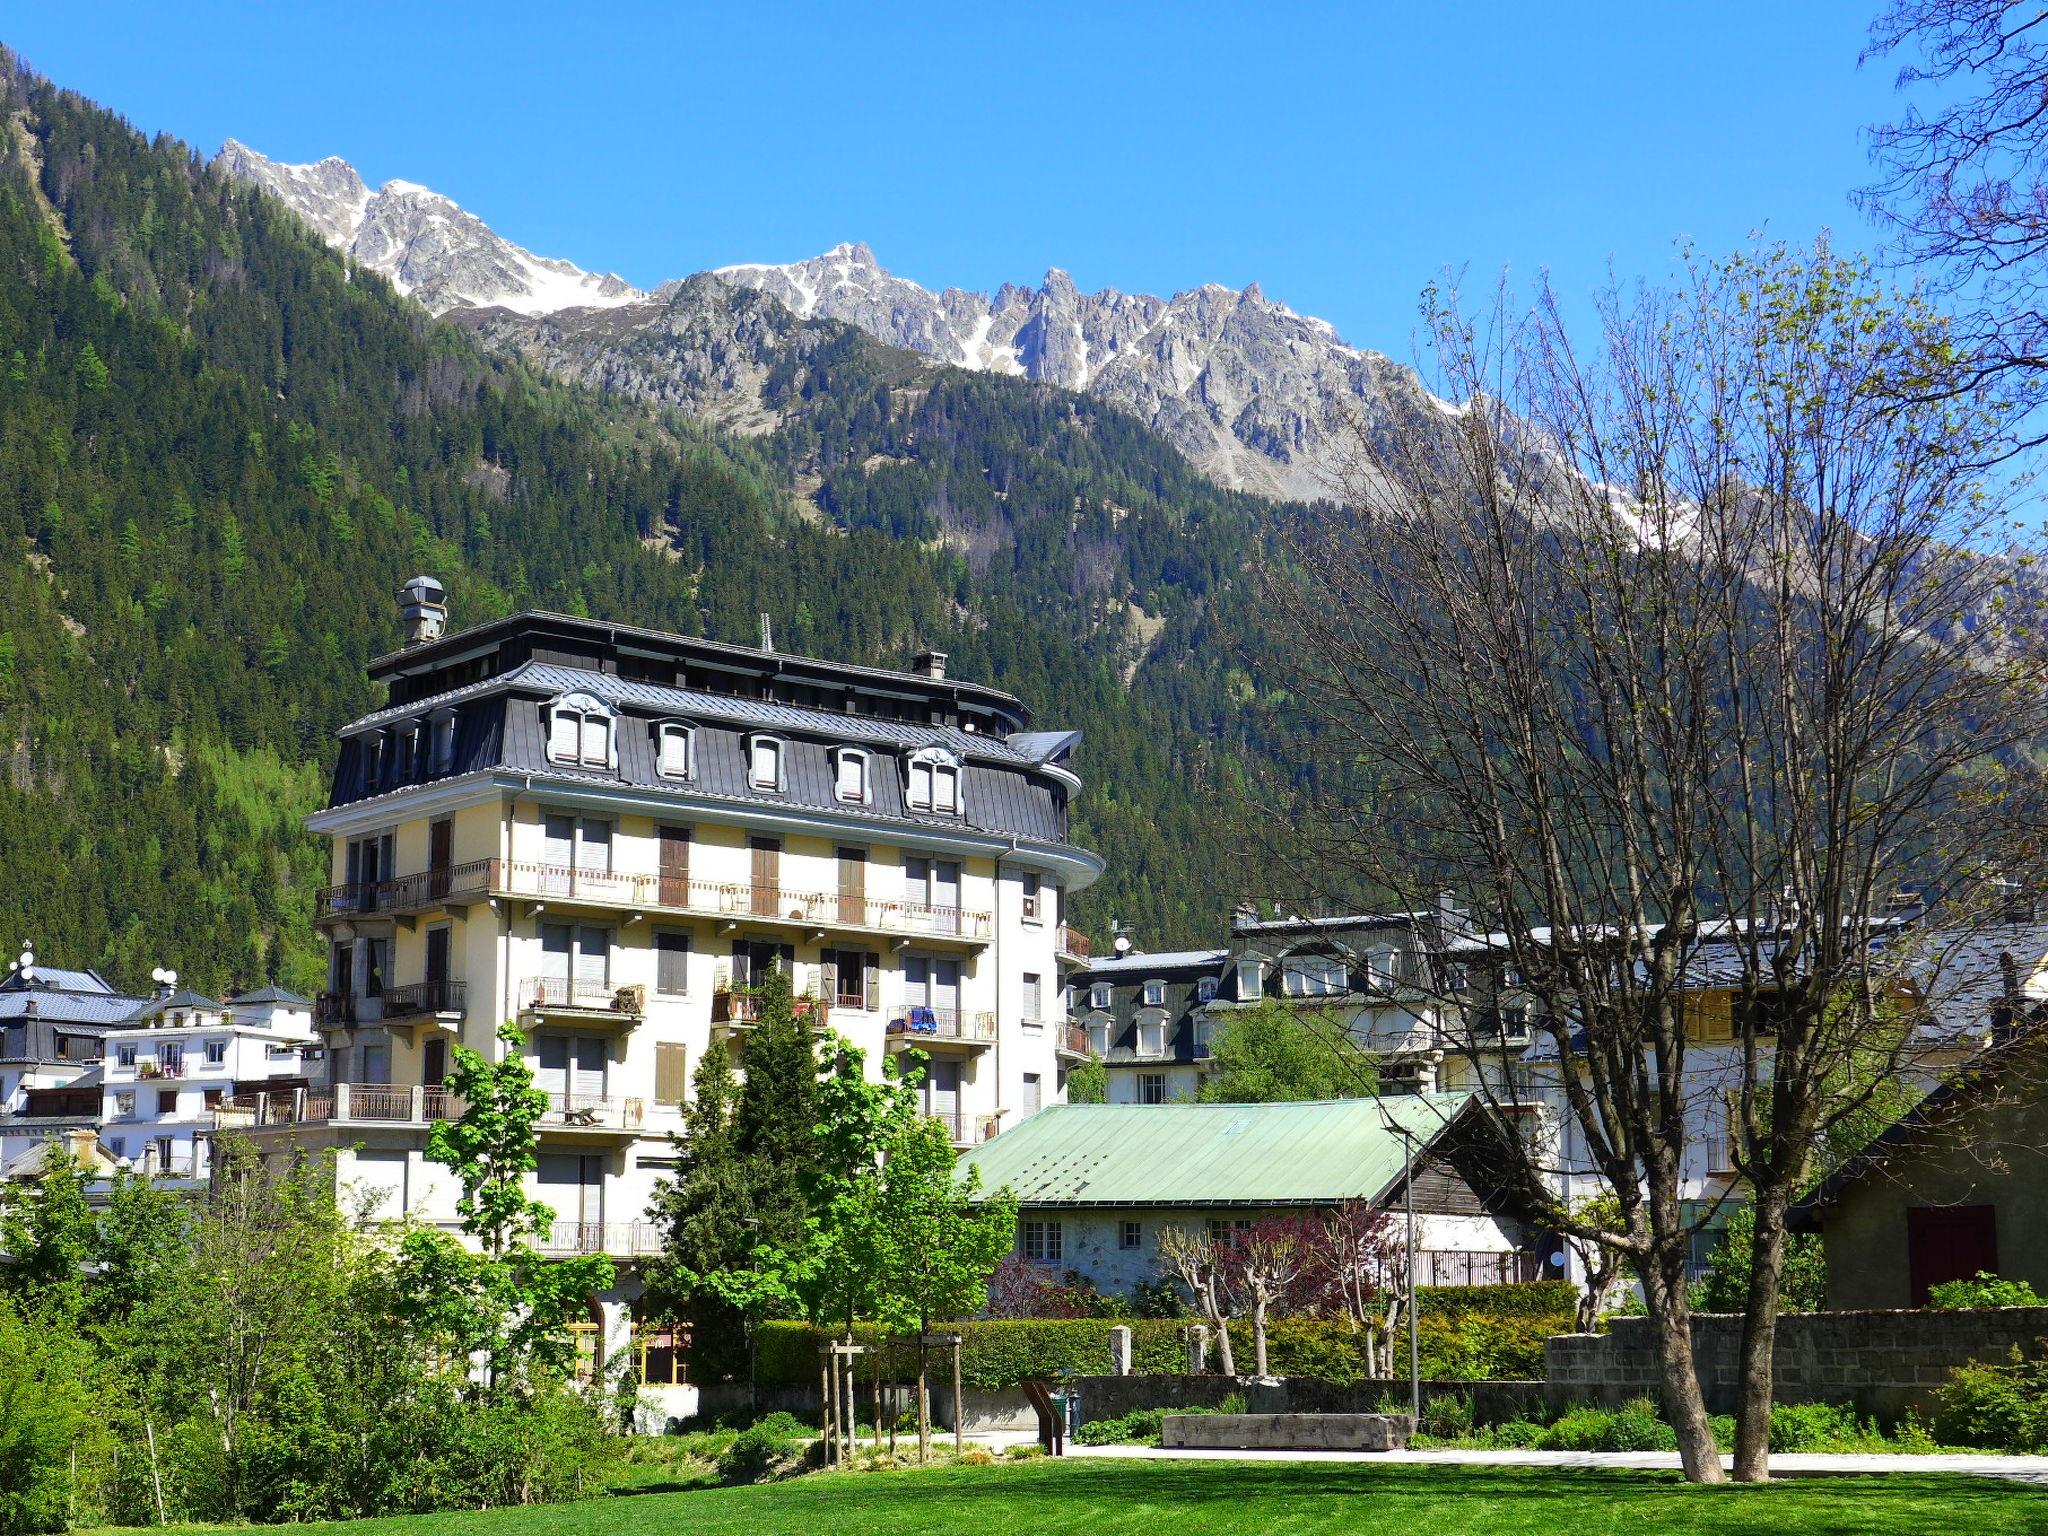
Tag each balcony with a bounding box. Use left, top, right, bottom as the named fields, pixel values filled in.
left=217, top=1083, right=460, bottom=1130
left=1055, top=1023, right=1093, bottom=1061
left=533, top=1220, right=665, bottom=1258
left=536, top=1093, right=646, bottom=1142
left=928, top=1109, right=1002, bottom=1149
left=324, top=858, right=995, bottom=947
left=885, top=1008, right=997, bottom=1052
left=519, top=977, right=644, bottom=1030
left=1056, top=925, right=1091, bottom=966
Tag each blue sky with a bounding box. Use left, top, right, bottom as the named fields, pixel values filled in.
left=11, top=2, right=1901, bottom=354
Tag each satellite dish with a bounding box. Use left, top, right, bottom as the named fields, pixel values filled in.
left=1113, top=934, right=1131, bottom=955
left=1549, top=1250, right=1566, bottom=1268
left=150, top=967, right=167, bottom=984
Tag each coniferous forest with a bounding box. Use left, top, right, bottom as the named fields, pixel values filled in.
left=0, top=54, right=1302, bottom=998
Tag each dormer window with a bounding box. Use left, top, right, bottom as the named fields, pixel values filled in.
left=1282, top=953, right=1348, bottom=997
left=656, top=721, right=694, bottom=781
left=1142, top=979, right=1166, bottom=1007
left=906, top=746, right=962, bottom=814
left=1090, top=982, right=1113, bottom=1010
left=547, top=692, right=615, bottom=769
left=1197, top=977, right=1218, bottom=1003
left=363, top=730, right=387, bottom=790
left=430, top=710, right=457, bottom=774
left=747, top=733, right=785, bottom=791
left=1239, top=959, right=1265, bottom=1001
left=832, top=746, right=870, bottom=804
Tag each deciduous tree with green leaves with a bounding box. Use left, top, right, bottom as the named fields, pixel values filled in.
left=1197, top=1001, right=1378, bottom=1103
left=396, top=1021, right=614, bottom=1395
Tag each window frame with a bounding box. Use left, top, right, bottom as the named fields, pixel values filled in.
left=654, top=929, right=691, bottom=997
left=1138, top=1072, right=1167, bottom=1104
left=1089, top=982, right=1113, bottom=1010
left=1196, top=976, right=1218, bottom=1003
left=1119, top=1220, right=1143, bottom=1251
left=1142, top=979, right=1166, bottom=1007
left=1020, top=1218, right=1064, bottom=1264
left=904, top=745, right=964, bottom=815
left=745, top=732, right=786, bottom=792
left=655, top=721, right=695, bottom=782
left=545, top=692, right=617, bottom=771
left=830, top=745, right=871, bottom=805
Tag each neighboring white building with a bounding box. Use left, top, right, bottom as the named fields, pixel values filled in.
left=0, top=952, right=146, bottom=1173
left=233, top=581, right=1103, bottom=1373
left=104, top=985, right=321, bottom=1179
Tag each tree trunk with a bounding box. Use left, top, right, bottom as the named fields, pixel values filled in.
left=1209, top=1280, right=1236, bottom=1376
left=1252, top=1294, right=1269, bottom=1377
left=1732, top=1187, right=1792, bottom=1482
left=916, top=1340, right=931, bottom=1463
left=1640, top=1246, right=1725, bottom=1484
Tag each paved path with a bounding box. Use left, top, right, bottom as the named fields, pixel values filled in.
left=1057, top=1442, right=2048, bottom=1484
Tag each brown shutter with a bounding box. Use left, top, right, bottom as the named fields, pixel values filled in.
left=655, top=1042, right=688, bottom=1106
left=751, top=838, right=779, bottom=916
left=660, top=825, right=690, bottom=907
left=838, top=847, right=866, bottom=925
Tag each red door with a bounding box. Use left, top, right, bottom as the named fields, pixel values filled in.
left=1907, top=1205, right=1998, bottom=1305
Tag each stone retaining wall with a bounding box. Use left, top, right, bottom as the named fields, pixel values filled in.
left=1545, top=1306, right=2048, bottom=1420
left=1066, top=1373, right=1544, bottom=1427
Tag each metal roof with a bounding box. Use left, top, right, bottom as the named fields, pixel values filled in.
left=342, top=660, right=1053, bottom=769
left=1, top=966, right=117, bottom=995
left=955, top=1095, right=1473, bottom=1208
left=121, top=990, right=223, bottom=1024
left=1077, top=949, right=1229, bottom=976
left=227, top=985, right=312, bottom=1006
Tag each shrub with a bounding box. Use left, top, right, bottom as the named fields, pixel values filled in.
left=1768, top=1401, right=1890, bottom=1453
left=1073, top=1408, right=1166, bottom=1446
left=1420, top=1392, right=1475, bottom=1440
left=1536, top=1400, right=1676, bottom=1453
left=1005, top=1443, right=1047, bottom=1459
left=1486, top=1419, right=1543, bottom=1448
left=957, top=1445, right=996, bottom=1466
left=716, top=1424, right=797, bottom=1484
left=1927, top=1273, right=2047, bottom=1310
left=750, top=1410, right=808, bottom=1438
left=1934, top=1350, right=2048, bottom=1451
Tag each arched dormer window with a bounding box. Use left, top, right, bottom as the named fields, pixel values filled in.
left=745, top=732, right=785, bottom=792
left=546, top=692, right=616, bottom=770
left=429, top=709, right=458, bottom=775
left=831, top=746, right=871, bottom=804
left=1280, top=951, right=1348, bottom=998
left=655, top=720, right=695, bottom=781
left=905, top=746, right=962, bottom=815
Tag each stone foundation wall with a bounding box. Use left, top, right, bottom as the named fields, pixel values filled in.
left=1545, top=1306, right=2048, bottom=1420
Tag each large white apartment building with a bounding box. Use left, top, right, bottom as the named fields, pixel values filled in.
left=231, top=579, right=1100, bottom=1366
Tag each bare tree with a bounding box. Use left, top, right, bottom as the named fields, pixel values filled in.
left=1157, top=1226, right=1236, bottom=1377
left=1262, top=242, right=2045, bottom=1481
left=1226, top=1217, right=1317, bottom=1378
left=1862, top=1, right=2048, bottom=432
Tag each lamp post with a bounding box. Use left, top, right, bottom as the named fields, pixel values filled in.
left=744, top=1215, right=762, bottom=1417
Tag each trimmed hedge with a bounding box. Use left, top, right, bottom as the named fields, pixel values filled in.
left=747, top=1283, right=1574, bottom=1391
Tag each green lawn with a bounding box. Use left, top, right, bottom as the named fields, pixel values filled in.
left=80, top=1457, right=2048, bottom=1536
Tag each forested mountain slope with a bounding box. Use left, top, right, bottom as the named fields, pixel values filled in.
left=0, top=56, right=1268, bottom=997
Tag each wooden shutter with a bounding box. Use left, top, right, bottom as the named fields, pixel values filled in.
left=655, top=1042, right=688, bottom=1106
left=838, top=848, right=866, bottom=924
left=659, top=825, right=690, bottom=906
left=656, top=931, right=689, bottom=995
left=863, top=953, right=880, bottom=1011
left=820, top=952, right=839, bottom=1008
left=751, top=838, right=780, bottom=916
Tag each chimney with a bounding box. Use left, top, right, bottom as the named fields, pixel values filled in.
left=63, top=1126, right=97, bottom=1166
left=912, top=648, right=949, bottom=680
left=398, top=576, right=448, bottom=648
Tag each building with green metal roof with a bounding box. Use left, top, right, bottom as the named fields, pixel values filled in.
left=956, top=1096, right=1543, bottom=1297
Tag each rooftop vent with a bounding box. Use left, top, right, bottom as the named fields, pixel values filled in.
left=399, top=576, right=448, bottom=648
left=912, top=648, right=949, bottom=680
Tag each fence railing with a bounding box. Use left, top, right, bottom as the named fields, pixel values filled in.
left=383, top=978, right=467, bottom=1018
left=885, top=1008, right=997, bottom=1045
left=926, top=1110, right=1002, bottom=1146
left=320, top=858, right=994, bottom=940
left=217, top=1083, right=460, bottom=1128
left=539, top=1093, right=646, bottom=1132
left=1416, top=1249, right=1543, bottom=1287
left=534, top=1220, right=665, bottom=1257
left=521, top=976, right=641, bottom=1015
left=1058, top=924, right=1091, bottom=961
left=1057, top=1023, right=1091, bottom=1057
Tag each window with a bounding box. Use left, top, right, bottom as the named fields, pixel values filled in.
left=204, top=1039, right=227, bottom=1065
left=108, top=1136, right=125, bottom=1157
left=1139, top=1072, right=1167, bottom=1104
left=1142, top=979, right=1166, bottom=1007
left=1366, top=947, right=1401, bottom=988
left=1022, top=1072, right=1043, bottom=1115
left=1090, top=983, right=1113, bottom=1010
left=656, top=722, right=694, bottom=780
left=1196, top=976, right=1218, bottom=1003
left=1282, top=954, right=1349, bottom=997
left=364, top=938, right=388, bottom=999
left=431, top=711, right=457, bottom=774
left=117, top=1043, right=137, bottom=1068
left=1022, top=972, right=1043, bottom=1025
left=655, top=931, right=690, bottom=996
left=824, top=950, right=875, bottom=1010
left=203, top=1088, right=223, bottom=1109
left=546, top=692, right=615, bottom=769
left=160, top=1043, right=185, bottom=1073
left=114, top=1093, right=136, bottom=1118
left=1238, top=959, right=1265, bottom=1000
left=905, top=746, right=962, bottom=813
left=1120, top=1220, right=1143, bottom=1251
left=1020, top=1219, right=1063, bottom=1264
left=747, top=734, right=784, bottom=791
left=832, top=747, right=870, bottom=804
left=1021, top=872, right=1042, bottom=923
left=157, top=1088, right=179, bottom=1115
left=1209, top=1217, right=1254, bottom=1246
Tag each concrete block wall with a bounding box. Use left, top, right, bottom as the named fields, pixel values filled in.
left=1545, top=1306, right=2048, bottom=1420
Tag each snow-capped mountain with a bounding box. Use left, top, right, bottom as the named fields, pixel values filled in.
left=218, top=141, right=642, bottom=318
left=218, top=144, right=1430, bottom=498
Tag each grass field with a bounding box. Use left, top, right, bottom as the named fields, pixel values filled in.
left=79, top=1456, right=2048, bottom=1536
